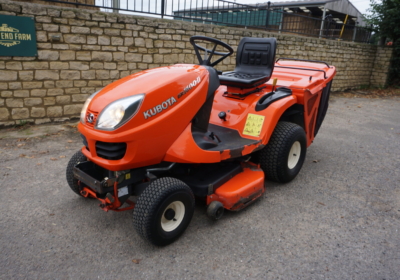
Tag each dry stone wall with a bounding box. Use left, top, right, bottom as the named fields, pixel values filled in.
left=370, top=47, right=393, bottom=86
left=0, top=0, right=393, bottom=126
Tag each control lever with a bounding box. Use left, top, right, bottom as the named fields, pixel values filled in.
left=271, top=78, right=278, bottom=92
left=209, top=132, right=221, bottom=143
left=218, top=111, right=227, bottom=121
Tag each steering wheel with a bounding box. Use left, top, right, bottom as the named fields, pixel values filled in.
left=190, top=36, right=234, bottom=67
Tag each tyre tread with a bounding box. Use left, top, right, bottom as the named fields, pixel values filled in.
left=66, top=150, right=86, bottom=196
left=133, top=177, right=194, bottom=246
left=259, top=122, right=306, bottom=183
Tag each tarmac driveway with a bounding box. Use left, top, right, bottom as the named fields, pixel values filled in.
left=1, top=95, right=399, bottom=280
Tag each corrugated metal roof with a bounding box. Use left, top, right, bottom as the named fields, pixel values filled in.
left=261, top=0, right=339, bottom=6
left=257, top=0, right=366, bottom=24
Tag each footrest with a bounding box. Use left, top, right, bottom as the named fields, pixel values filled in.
left=177, top=162, right=243, bottom=197
left=194, top=124, right=259, bottom=153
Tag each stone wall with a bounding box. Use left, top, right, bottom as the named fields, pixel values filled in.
left=370, top=47, right=393, bottom=87
left=0, top=0, right=393, bottom=126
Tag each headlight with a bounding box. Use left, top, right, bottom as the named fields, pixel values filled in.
left=95, top=94, right=144, bottom=130
left=80, top=91, right=100, bottom=124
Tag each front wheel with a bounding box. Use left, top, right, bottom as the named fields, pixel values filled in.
left=66, top=150, right=87, bottom=196
left=259, top=122, right=307, bottom=183
left=133, top=177, right=195, bottom=246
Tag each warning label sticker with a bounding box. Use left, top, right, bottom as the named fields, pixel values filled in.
left=243, top=114, right=265, bottom=137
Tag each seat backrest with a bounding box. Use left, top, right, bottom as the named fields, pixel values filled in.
left=234, top=37, right=276, bottom=77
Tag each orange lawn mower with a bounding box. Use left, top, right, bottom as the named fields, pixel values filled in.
left=66, top=36, right=336, bottom=246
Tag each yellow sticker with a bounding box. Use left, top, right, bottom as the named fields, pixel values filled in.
left=125, top=173, right=131, bottom=180
left=243, top=114, right=265, bottom=137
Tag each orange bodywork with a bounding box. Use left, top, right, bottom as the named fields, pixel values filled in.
left=80, top=64, right=211, bottom=171
left=77, top=59, right=336, bottom=211
left=79, top=61, right=335, bottom=169
left=165, top=60, right=335, bottom=162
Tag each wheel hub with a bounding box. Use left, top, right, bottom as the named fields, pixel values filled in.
left=288, top=141, right=301, bottom=169
left=161, top=201, right=185, bottom=232
left=164, top=208, right=176, bottom=221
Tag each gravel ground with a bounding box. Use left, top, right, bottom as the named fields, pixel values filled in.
left=0, top=95, right=399, bottom=280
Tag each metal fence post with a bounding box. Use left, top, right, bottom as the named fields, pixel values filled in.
left=161, top=0, right=165, bottom=19
left=265, top=1, right=271, bottom=30
left=326, top=14, right=332, bottom=39
left=352, top=22, right=358, bottom=42
left=112, top=0, right=119, bottom=13
left=319, top=6, right=326, bottom=38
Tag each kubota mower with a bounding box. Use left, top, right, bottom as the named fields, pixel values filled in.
left=66, top=36, right=336, bottom=246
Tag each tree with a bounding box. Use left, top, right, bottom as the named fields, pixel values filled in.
left=366, top=0, right=400, bottom=85
left=367, top=0, right=400, bottom=44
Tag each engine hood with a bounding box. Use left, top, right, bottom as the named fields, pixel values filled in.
left=79, top=63, right=214, bottom=169
left=89, top=64, right=207, bottom=114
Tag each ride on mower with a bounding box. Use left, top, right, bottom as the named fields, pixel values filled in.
left=66, top=36, right=336, bottom=246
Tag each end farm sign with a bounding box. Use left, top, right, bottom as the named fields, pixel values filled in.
left=0, top=14, right=37, bottom=57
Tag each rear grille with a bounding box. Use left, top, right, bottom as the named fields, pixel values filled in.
left=96, top=141, right=127, bottom=160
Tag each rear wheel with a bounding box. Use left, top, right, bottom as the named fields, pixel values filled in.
left=66, top=150, right=87, bottom=196
left=133, top=177, right=195, bottom=246
left=259, top=122, right=306, bottom=183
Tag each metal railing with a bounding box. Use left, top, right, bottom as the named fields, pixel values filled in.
left=264, top=8, right=373, bottom=43
left=34, top=0, right=373, bottom=43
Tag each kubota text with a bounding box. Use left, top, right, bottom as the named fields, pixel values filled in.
left=143, top=97, right=177, bottom=119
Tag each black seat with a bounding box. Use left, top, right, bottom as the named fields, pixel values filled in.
left=219, top=37, right=277, bottom=88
